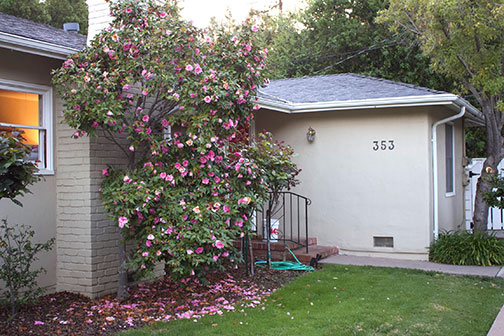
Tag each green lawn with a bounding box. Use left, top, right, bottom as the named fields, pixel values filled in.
left=120, top=265, right=504, bottom=336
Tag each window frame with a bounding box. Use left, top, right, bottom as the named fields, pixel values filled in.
left=0, top=78, right=54, bottom=175
left=445, top=122, right=455, bottom=197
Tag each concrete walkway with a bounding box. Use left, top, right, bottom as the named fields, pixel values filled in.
left=321, top=254, right=504, bottom=277
left=321, top=254, right=504, bottom=336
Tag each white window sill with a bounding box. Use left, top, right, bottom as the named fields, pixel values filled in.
left=35, top=169, right=54, bottom=176
left=445, top=192, right=455, bottom=198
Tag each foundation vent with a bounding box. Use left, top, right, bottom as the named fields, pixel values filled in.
left=373, top=236, right=394, bottom=248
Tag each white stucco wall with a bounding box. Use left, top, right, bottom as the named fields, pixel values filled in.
left=255, top=106, right=461, bottom=260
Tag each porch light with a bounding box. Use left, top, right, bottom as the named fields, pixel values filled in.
left=307, top=127, right=316, bottom=142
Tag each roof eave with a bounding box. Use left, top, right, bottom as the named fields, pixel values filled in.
left=256, top=94, right=484, bottom=123
left=0, top=31, right=80, bottom=60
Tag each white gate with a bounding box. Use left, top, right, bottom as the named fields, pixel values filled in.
left=465, top=158, right=504, bottom=230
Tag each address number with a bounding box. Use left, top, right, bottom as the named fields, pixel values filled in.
left=373, top=140, right=395, bottom=151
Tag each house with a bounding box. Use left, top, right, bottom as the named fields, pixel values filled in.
left=0, top=2, right=485, bottom=299
left=254, top=74, right=483, bottom=260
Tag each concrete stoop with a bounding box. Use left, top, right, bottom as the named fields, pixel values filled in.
left=234, top=237, right=339, bottom=264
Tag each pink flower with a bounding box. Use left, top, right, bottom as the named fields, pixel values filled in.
left=123, top=84, right=131, bottom=91
left=142, top=252, right=149, bottom=257
left=194, top=64, right=202, bottom=74
left=213, top=255, right=219, bottom=261
left=147, top=234, right=155, bottom=240
left=222, top=251, right=229, bottom=257
left=202, top=178, right=209, bottom=184
left=204, top=96, right=211, bottom=103
left=166, top=174, right=173, bottom=182
left=161, top=119, right=170, bottom=127
left=102, top=168, right=108, bottom=176
left=159, top=11, right=167, bottom=18
left=251, top=25, right=258, bottom=32
left=118, top=216, right=128, bottom=228
left=185, top=64, right=194, bottom=72
left=156, top=250, right=162, bottom=256
left=142, top=115, right=149, bottom=122
left=187, top=249, right=194, bottom=255
left=34, top=321, right=45, bottom=325
left=195, top=247, right=204, bottom=254
left=160, top=172, right=167, bottom=179
left=125, top=8, right=132, bottom=13
left=142, top=89, right=149, bottom=96
left=223, top=205, right=230, bottom=213
left=193, top=206, right=200, bottom=214
left=215, top=240, right=224, bottom=249
left=146, top=240, right=151, bottom=247
left=129, top=145, right=135, bottom=152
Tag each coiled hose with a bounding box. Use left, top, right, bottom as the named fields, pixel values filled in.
left=254, top=248, right=315, bottom=271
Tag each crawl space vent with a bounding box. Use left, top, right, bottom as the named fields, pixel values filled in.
left=374, top=236, right=394, bottom=248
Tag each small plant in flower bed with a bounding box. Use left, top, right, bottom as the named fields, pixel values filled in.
left=429, top=230, right=504, bottom=266
left=0, top=265, right=301, bottom=335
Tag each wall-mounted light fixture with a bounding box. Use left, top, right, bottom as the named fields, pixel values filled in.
left=307, top=126, right=316, bottom=142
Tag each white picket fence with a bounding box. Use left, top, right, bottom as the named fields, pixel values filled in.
left=465, top=158, right=504, bottom=230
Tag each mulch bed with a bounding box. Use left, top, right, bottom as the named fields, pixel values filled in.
left=0, top=265, right=304, bottom=335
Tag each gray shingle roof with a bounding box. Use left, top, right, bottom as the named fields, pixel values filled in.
left=0, top=12, right=86, bottom=50
left=258, top=73, right=448, bottom=104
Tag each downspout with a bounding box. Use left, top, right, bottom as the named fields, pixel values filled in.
left=432, top=106, right=466, bottom=241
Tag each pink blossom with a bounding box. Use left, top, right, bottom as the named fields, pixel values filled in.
left=215, top=240, right=224, bottom=249
left=165, top=174, right=174, bottom=182
left=185, top=64, right=194, bottom=72
left=223, top=205, right=230, bottom=213
left=129, top=145, right=135, bottom=152
left=125, top=8, right=132, bottom=13
left=159, top=11, right=167, bottom=18
left=146, top=240, right=151, bottom=247
left=222, top=251, right=229, bottom=257
left=252, top=25, right=258, bottom=32
left=123, top=84, right=131, bottom=91
left=195, top=247, right=204, bottom=254
left=142, top=252, right=149, bottom=257
left=161, top=119, right=170, bottom=127
left=102, top=168, right=109, bottom=176
left=202, top=178, right=209, bottom=184
left=118, top=216, right=128, bottom=228
left=194, top=64, right=202, bottom=74
left=160, top=172, right=167, bottom=179
left=193, top=206, right=200, bottom=214
left=213, top=255, right=219, bottom=261
left=204, top=96, right=211, bottom=103
left=147, top=234, right=155, bottom=240
left=142, top=89, right=149, bottom=96
left=107, top=110, right=113, bottom=116
left=142, top=115, right=149, bottom=122
left=156, top=250, right=162, bottom=256
left=187, top=249, right=194, bottom=255
left=34, top=321, right=45, bottom=325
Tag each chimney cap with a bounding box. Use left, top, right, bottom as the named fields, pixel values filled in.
left=63, top=22, right=80, bottom=33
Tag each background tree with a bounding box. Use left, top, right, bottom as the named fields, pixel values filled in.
left=378, top=0, right=504, bottom=232
left=0, top=0, right=88, bottom=35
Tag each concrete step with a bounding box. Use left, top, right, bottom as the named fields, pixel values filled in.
left=234, top=237, right=318, bottom=251
left=254, top=245, right=339, bottom=264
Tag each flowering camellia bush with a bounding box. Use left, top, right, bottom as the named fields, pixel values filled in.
left=53, top=0, right=284, bottom=293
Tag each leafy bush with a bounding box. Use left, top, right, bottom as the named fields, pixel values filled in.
left=0, top=219, right=55, bottom=317
left=0, top=131, right=40, bottom=206
left=429, top=230, right=504, bottom=266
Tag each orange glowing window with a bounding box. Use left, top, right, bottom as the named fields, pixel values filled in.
left=0, top=89, right=41, bottom=145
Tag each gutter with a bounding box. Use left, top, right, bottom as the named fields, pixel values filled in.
left=431, top=106, right=466, bottom=241
left=0, top=31, right=80, bottom=60
left=256, top=93, right=483, bottom=123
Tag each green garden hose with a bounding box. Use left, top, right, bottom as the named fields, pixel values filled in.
left=254, top=248, right=315, bottom=271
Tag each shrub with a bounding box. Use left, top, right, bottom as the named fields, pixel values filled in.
left=0, top=219, right=55, bottom=317
left=0, top=131, right=40, bottom=206
left=429, top=230, right=504, bottom=266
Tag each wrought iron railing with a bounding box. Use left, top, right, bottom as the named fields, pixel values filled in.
left=254, top=191, right=311, bottom=253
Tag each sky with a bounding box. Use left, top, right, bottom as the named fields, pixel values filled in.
left=179, top=0, right=305, bottom=28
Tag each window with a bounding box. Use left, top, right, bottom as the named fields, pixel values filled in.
left=445, top=123, right=455, bottom=195
left=0, top=79, right=53, bottom=174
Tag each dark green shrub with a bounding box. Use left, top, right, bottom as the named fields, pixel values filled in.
left=429, top=230, right=504, bottom=266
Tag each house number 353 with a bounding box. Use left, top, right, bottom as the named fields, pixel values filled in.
left=372, top=140, right=395, bottom=151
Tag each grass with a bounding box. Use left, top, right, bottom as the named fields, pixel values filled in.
left=120, top=265, right=504, bottom=336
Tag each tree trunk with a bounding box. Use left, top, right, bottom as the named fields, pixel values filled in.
left=116, top=239, right=128, bottom=299
left=472, top=101, right=504, bottom=232
left=248, top=234, right=255, bottom=276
